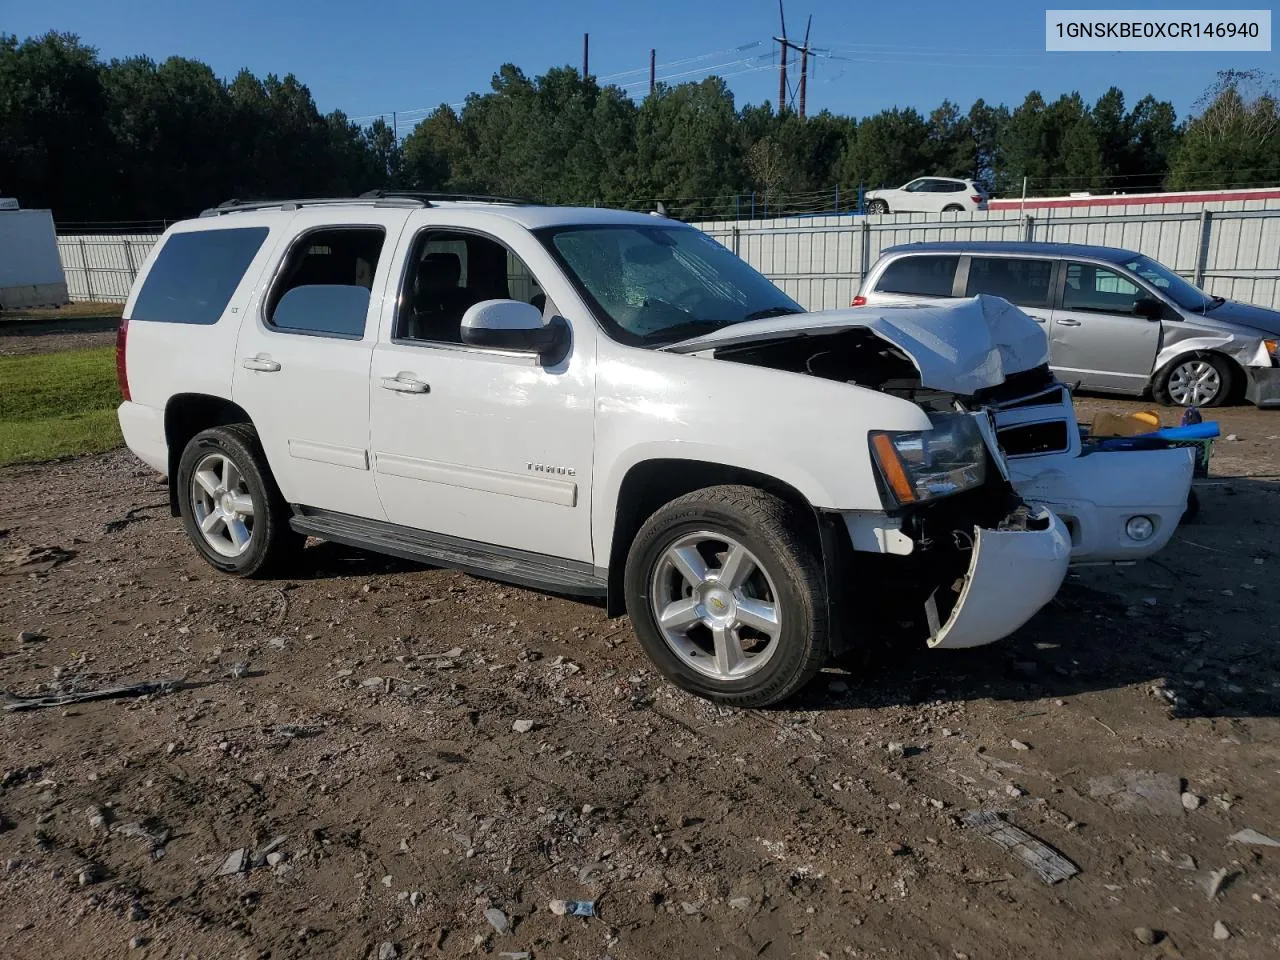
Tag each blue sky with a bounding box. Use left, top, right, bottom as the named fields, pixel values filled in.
left=7, top=0, right=1276, bottom=130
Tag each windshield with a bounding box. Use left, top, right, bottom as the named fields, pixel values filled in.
left=1122, top=255, right=1216, bottom=312
left=539, top=224, right=803, bottom=346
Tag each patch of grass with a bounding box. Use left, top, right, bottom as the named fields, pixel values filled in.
left=0, top=346, right=123, bottom=465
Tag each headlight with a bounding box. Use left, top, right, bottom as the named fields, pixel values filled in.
left=870, top=413, right=989, bottom=506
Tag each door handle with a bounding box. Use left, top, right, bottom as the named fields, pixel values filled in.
left=380, top=375, right=430, bottom=394
left=242, top=356, right=281, bottom=372
left=1027, top=314, right=1047, bottom=323
left=1056, top=318, right=1081, bottom=327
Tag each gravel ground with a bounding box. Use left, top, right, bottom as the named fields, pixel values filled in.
left=0, top=317, right=119, bottom=357
left=2, top=401, right=1280, bottom=960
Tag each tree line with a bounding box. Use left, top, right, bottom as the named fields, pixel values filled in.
left=2, top=32, right=1277, bottom=223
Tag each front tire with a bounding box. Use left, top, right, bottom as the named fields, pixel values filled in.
left=942, top=203, right=965, bottom=213
left=623, top=486, right=829, bottom=707
left=867, top=198, right=889, bottom=215
left=1153, top=353, right=1233, bottom=407
left=176, top=424, right=303, bottom=577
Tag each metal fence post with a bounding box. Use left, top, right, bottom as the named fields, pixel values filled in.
left=78, top=237, right=95, bottom=302
left=1194, top=210, right=1212, bottom=287
left=1023, top=215, right=1035, bottom=242
left=860, top=217, right=871, bottom=281
left=122, top=239, right=138, bottom=284
left=731, top=225, right=740, bottom=256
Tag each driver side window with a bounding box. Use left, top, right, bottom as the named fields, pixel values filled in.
left=904, top=179, right=928, bottom=192
left=396, top=231, right=555, bottom=344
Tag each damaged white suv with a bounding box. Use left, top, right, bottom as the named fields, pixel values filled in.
left=116, top=193, right=1188, bottom=707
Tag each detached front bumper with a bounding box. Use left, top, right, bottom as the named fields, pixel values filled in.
left=1007, top=447, right=1193, bottom=563
left=838, top=503, right=1071, bottom=652
left=1246, top=366, right=1280, bottom=408
left=926, top=507, right=1071, bottom=649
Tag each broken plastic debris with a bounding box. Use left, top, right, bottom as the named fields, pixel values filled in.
left=963, top=810, right=1079, bottom=885
left=215, top=848, right=250, bottom=876
left=3, top=677, right=184, bottom=712
left=483, top=907, right=510, bottom=935
left=548, top=899, right=596, bottom=917
left=1229, top=828, right=1280, bottom=848
left=1087, top=770, right=1183, bottom=816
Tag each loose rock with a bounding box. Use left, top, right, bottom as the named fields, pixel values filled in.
left=378, top=942, right=399, bottom=960
left=886, top=742, right=906, bottom=759
left=1133, top=927, right=1159, bottom=945
left=1010, top=740, right=1031, bottom=751
left=512, top=719, right=535, bottom=734
left=1181, top=792, right=1202, bottom=811
left=1213, top=921, right=1231, bottom=940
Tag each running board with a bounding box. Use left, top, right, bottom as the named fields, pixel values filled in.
left=290, top=507, right=608, bottom=598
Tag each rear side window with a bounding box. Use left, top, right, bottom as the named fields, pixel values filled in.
left=266, top=227, right=385, bottom=338
left=874, top=255, right=959, bottom=297
left=965, top=257, right=1054, bottom=307
left=130, top=227, right=268, bottom=325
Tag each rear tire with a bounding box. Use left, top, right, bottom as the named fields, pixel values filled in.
left=623, top=485, right=829, bottom=707
left=176, top=424, right=303, bottom=578
left=1153, top=352, right=1233, bottom=407
left=942, top=204, right=965, bottom=212
left=867, top=199, right=889, bottom=215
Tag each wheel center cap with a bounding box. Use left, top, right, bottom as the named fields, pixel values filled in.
left=220, top=492, right=236, bottom=514
left=699, top=585, right=735, bottom=621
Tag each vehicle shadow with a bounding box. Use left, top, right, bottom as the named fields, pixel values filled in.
left=276, top=480, right=1279, bottom=721
left=807, top=476, right=1280, bottom=720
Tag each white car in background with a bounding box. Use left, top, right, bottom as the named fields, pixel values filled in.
left=865, top=177, right=988, bottom=215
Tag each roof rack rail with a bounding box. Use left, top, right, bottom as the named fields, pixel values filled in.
left=199, top=195, right=427, bottom=217
left=357, top=189, right=541, bottom=206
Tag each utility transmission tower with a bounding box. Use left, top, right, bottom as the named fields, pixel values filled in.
left=773, top=3, right=814, bottom=117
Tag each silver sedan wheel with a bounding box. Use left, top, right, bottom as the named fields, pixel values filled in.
left=1167, top=359, right=1222, bottom=406
left=190, top=452, right=255, bottom=558
left=649, top=531, right=782, bottom=681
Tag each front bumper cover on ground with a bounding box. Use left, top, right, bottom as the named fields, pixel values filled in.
left=1246, top=366, right=1280, bottom=408
left=926, top=506, right=1071, bottom=650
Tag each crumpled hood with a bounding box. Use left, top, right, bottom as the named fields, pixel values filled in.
left=1202, top=299, right=1280, bottom=337
left=664, top=294, right=1050, bottom=395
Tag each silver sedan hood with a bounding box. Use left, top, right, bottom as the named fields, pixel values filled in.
left=663, top=295, right=1050, bottom=396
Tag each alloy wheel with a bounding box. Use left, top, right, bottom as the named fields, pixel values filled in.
left=189, top=452, right=256, bottom=558
left=649, top=531, right=782, bottom=681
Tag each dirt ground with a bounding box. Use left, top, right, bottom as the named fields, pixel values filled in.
left=0, top=317, right=119, bottom=357
left=2, top=399, right=1280, bottom=960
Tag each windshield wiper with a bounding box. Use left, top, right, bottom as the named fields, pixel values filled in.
left=641, top=319, right=731, bottom=344
left=742, top=305, right=803, bottom=322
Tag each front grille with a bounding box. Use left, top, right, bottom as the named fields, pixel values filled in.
left=997, top=420, right=1070, bottom=456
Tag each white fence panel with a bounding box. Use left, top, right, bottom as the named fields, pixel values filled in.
left=57, top=199, right=1280, bottom=312
left=57, top=233, right=162, bottom=302
left=691, top=199, right=1280, bottom=312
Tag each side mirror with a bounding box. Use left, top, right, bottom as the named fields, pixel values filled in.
left=1133, top=296, right=1164, bottom=321
left=460, top=299, right=568, bottom=358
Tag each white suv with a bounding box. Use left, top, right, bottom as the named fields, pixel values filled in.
left=118, top=192, right=1092, bottom=706
left=864, top=177, right=988, bottom=215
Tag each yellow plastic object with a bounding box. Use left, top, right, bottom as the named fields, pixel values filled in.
left=1091, top=410, right=1161, bottom=438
